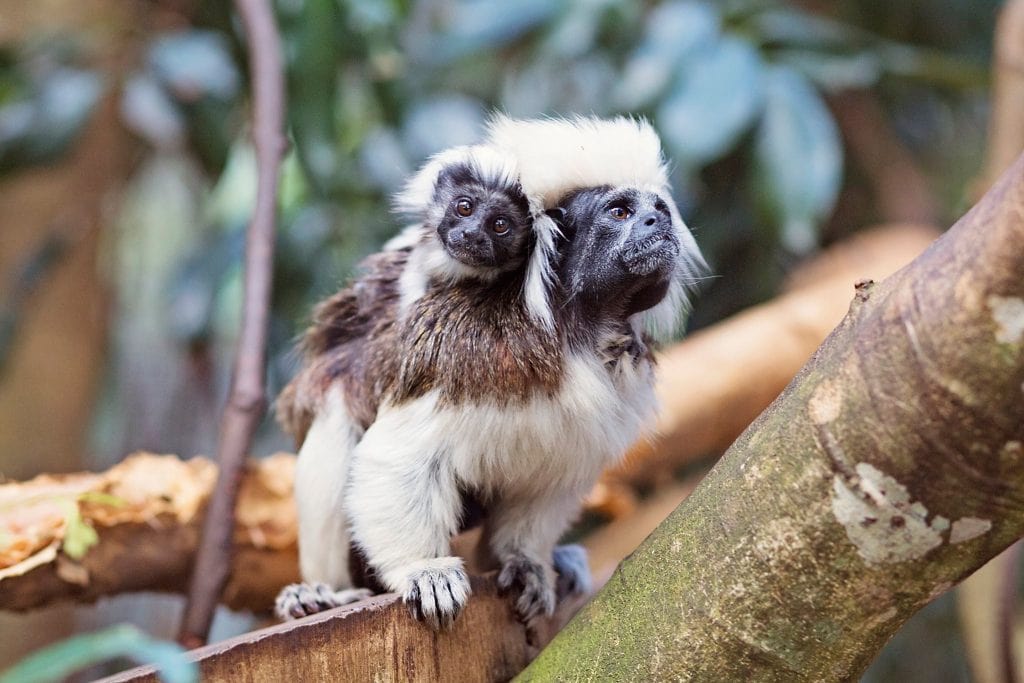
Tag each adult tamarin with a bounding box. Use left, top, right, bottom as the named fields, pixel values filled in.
left=277, top=118, right=705, bottom=629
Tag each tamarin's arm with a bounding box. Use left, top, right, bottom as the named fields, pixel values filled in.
left=344, top=400, right=471, bottom=629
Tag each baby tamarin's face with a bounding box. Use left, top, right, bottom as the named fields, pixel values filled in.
left=431, top=163, right=533, bottom=273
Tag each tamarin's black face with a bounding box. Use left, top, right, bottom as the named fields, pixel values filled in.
left=431, top=163, right=533, bottom=271
left=551, top=186, right=680, bottom=317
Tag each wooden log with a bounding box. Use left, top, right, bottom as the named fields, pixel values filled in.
left=0, top=453, right=298, bottom=613
left=96, top=577, right=573, bottom=683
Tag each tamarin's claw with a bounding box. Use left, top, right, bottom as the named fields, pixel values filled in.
left=497, top=555, right=556, bottom=622
left=274, top=582, right=373, bottom=621
left=401, top=557, right=471, bottom=630
left=553, top=544, right=592, bottom=600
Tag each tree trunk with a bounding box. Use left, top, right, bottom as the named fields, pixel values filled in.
left=519, top=155, right=1024, bottom=681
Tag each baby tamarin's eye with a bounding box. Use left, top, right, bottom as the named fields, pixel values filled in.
left=492, top=217, right=511, bottom=235
left=455, top=198, right=474, bottom=216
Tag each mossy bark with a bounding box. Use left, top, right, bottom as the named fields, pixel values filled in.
left=519, top=156, right=1024, bottom=681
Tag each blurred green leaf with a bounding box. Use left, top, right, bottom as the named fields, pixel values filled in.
left=615, top=0, right=720, bottom=110
left=656, top=36, right=763, bottom=171
left=431, top=0, right=565, bottom=64
left=503, top=53, right=617, bottom=116
left=141, top=31, right=241, bottom=169
left=0, top=625, right=197, bottom=683
left=288, top=0, right=343, bottom=194
left=749, top=7, right=871, bottom=51
left=0, top=67, right=103, bottom=173
left=149, top=31, right=240, bottom=101
left=358, top=125, right=411, bottom=191
left=59, top=500, right=98, bottom=560
left=539, top=1, right=602, bottom=58
left=877, top=41, right=988, bottom=90
left=120, top=73, right=187, bottom=147
left=279, top=148, right=311, bottom=214
left=775, top=49, right=881, bottom=91
left=750, top=8, right=987, bottom=90
left=402, top=95, right=485, bottom=159
left=78, top=491, right=127, bottom=507
left=166, top=228, right=245, bottom=344
left=753, top=65, right=842, bottom=253
left=206, top=141, right=257, bottom=229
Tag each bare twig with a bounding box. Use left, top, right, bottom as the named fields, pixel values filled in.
left=178, top=0, right=286, bottom=647
left=979, top=0, right=1024, bottom=196
left=1000, top=542, right=1022, bottom=683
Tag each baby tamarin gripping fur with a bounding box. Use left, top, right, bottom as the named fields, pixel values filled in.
left=276, top=118, right=705, bottom=628
left=275, top=144, right=542, bottom=445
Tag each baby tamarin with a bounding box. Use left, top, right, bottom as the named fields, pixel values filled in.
left=277, top=118, right=705, bottom=629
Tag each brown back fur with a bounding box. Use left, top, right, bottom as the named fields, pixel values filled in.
left=276, top=248, right=566, bottom=447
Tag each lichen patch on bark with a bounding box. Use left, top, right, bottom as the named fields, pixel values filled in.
left=831, top=463, right=945, bottom=564
left=809, top=380, right=843, bottom=425
left=989, top=295, right=1024, bottom=344
left=1002, top=440, right=1023, bottom=464
left=949, top=517, right=992, bottom=544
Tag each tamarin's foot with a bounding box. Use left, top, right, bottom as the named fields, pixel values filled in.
left=274, top=582, right=373, bottom=620
left=498, top=554, right=555, bottom=622
left=553, top=544, right=592, bottom=600
left=401, top=557, right=471, bottom=630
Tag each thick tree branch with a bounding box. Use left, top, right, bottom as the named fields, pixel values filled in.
left=178, top=0, right=286, bottom=647
left=521, top=155, right=1024, bottom=680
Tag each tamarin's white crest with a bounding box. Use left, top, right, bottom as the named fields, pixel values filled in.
left=486, top=115, right=707, bottom=339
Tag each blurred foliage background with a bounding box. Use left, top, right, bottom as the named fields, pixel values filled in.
left=0, top=0, right=1002, bottom=678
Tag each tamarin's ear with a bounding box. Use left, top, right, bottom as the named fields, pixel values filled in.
left=545, top=207, right=566, bottom=224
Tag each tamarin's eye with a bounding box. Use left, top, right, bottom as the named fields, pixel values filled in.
left=455, top=198, right=474, bottom=217
left=608, top=205, right=631, bottom=220
left=492, top=217, right=511, bottom=234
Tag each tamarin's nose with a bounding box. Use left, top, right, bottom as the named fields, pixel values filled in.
left=462, top=227, right=488, bottom=246
left=633, top=211, right=663, bottom=240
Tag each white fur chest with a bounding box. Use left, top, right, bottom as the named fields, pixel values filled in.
left=362, top=351, right=657, bottom=502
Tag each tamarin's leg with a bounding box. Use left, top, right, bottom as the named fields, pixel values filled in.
left=487, top=493, right=581, bottom=621
left=345, top=401, right=470, bottom=630
left=275, top=390, right=365, bottom=620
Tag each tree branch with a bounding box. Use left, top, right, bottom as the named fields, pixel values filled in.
left=178, top=0, right=286, bottom=647
left=521, top=154, right=1024, bottom=680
